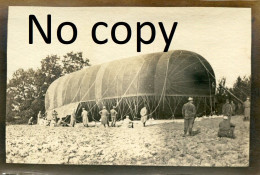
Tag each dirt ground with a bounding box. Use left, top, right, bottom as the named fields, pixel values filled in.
left=6, top=115, right=249, bottom=166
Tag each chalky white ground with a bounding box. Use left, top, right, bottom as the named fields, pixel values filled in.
left=6, top=115, right=249, bottom=166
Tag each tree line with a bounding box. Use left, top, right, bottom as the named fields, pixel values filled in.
left=6, top=52, right=90, bottom=123
left=6, top=52, right=251, bottom=124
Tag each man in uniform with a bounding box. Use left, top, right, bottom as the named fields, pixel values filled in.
left=70, top=108, right=76, bottom=127
left=99, top=106, right=110, bottom=127
left=122, top=115, right=134, bottom=128
left=140, top=105, right=148, bottom=127
left=50, top=110, right=58, bottom=127
left=81, top=108, right=89, bottom=127
left=37, top=111, right=42, bottom=125
left=110, top=106, right=118, bottom=127
left=222, top=99, right=232, bottom=121
left=182, top=97, right=196, bottom=137
left=243, top=97, right=250, bottom=121
left=218, top=116, right=235, bottom=139
left=28, top=117, right=34, bottom=125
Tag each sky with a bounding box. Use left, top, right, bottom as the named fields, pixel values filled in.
left=7, top=7, right=251, bottom=87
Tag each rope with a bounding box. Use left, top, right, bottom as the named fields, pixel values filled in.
left=146, top=57, right=171, bottom=116
left=115, top=61, right=146, bottom=107
left=194, top=55, right=244, bottom=104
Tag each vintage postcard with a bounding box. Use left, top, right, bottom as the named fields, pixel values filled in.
left=6, top=7, right=251, bottom=166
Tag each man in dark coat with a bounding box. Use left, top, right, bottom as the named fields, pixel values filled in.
left=222, top=99, right=232, bottom=121
left=99, top=106, right=110, bottom=127
left=218, top=116, right=235, bottom=138
left=182, top=97, right=196, bottom=137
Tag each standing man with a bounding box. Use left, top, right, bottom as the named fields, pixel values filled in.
left=99, top=106, right=109, bottom=127
left=140, top=105, right=148, bottom=127
left=243, top=97, right=250, bottom=121
left=70, top=108, right=76, bottom=127
left=37, top=111, right=42, bottom=125
left=81, top=108, right=89, bottom=127
left=231, top=100, right=236, bottom=116
left=222, top=99, right=232, bottom=121
left=182, top=97, right=196, bottom=137
left=110, top=106, right=118, bottom=127
left=51, top=110, right=58, bottom=126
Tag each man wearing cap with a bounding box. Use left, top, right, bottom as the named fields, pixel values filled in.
left=222, top=99, right=232, bottom=121
left=99, top=106, right=110, bottom=127
left=243, top=97, right=250, bottom=121
left=81, top=108, right=89, bottom=127
left=110, top=106, right=118, bottom=127
left=182, top=97, right=196, bottom=137
left=218, top=116, right=236, bottom=138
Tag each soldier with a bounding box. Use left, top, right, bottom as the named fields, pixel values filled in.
left=122, top=115, right=134, bottom=128
left=81, top=108, right=89, bottom=127
left=182, top=97, right=196, bottom=137
left=28, top=117, right=34, bottom=125
left=99, top=106, right=109, bottom=127
left=222, top=99, right=232, bottom=121
left=37, top=111, right=42, bottom=125
left=52, top=110, right=58, bottom=124
left=50, top=110, right=58, bottom=127
left=70, top=108, right=76, bottom=127
left=140, top=105, right=148, bottom=127
left=243, top=97, right=250, bottom=121
left=110, top=106, right=118, bottom=127
left=230, top=100, right=236, bottom=116
left=218, top=116, right=236, bottom=139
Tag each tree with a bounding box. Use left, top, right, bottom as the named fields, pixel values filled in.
left=230, top=75, right=251, bottom=102
left=62, top=52, right=90, bottom=74
left=6, top=52, right=91, bottom=124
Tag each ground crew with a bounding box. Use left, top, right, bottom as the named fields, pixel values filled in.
left=70, top=108, right=76, bottom=127
left=218, top=116, right=236, bottom=139
left=122, top=115, right=134, bottom=128
left=243, top=97, right=250, bottom=121
left=37, top=111, right=42, bottom=125
left=140, top=105, right=148, bottom=127
left=52, top=110, right=58, bottom=124
left=99, top=106, right=109, bottom=127
left=50, top=110, right=58, bottom=127
left=81, top=108, right=89, bottom=127
left=230, top=100, right=236, bottom=116
left=182, top=97, right=196, bottom=137
left=110, top=106, right=118, bottom=127
left=222, top=99, right=232, bottom=121
left=28, top=117, right=34, bottom=125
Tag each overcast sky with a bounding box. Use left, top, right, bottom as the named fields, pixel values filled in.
left=7, top=7, right=251, bottom=87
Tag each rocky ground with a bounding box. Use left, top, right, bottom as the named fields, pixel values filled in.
left=6, top=115, right=249, bottom=166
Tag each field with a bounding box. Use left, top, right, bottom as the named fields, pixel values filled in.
left=6, top=115, right=249, bottom=166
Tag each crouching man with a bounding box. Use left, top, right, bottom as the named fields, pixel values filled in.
left=218, top=116, right=236, bottom=139
left=122, top=116, right=134, bottom=128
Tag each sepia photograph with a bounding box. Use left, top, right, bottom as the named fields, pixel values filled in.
left=5, top=7, right=251, bottom=166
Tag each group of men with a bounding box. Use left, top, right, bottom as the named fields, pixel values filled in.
left=31, top=96, right=250, bottom=139
left=35, top=105, right=149, bottom=128
left=182, top=97, right=250, bottom=138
